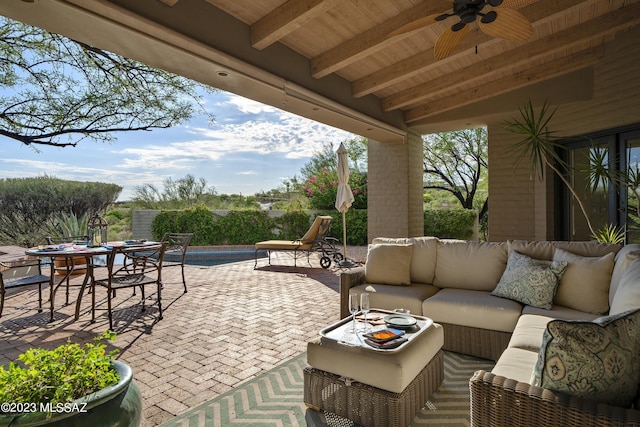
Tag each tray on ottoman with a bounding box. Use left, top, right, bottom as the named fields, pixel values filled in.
left=304, top=349, right=444, bottom=427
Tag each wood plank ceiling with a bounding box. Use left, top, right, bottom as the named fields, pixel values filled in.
left=183, top=0, right=640, bottom=128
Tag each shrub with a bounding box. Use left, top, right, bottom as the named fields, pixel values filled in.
left=302, top=168, right=367, bottom=210
left=0, top=332, right=119, bottom=410
left=274, top=210, right=311, bottom=240
left=317, top=210, right=368, bottom=246
left=424, top=208, right=476, bottom=239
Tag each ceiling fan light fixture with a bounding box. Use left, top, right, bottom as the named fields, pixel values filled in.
left=487, top=0, right=503, bottom=7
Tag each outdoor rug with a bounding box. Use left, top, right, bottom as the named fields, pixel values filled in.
left=159, top=351, right=495, bottom=427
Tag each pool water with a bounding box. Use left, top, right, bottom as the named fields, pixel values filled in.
left=166, top=249, right=267, bottom=267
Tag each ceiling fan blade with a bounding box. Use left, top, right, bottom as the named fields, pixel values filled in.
left=498, top=0, right=538, bottom=7
left=434, top=25, right=469, bottom=60
left=479, top=8, right=532, bottom=41
left=388, top=13, right=443, bottom=38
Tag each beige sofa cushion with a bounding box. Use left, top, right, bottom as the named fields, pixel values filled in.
left=508, top=240, right=620, bottom=261
left=508, top=314, right=555, bottom=351
left=610, top=258, right=640, bottom=315
left=351, top=283, right=439, bottom=316
left=552, top=249, right=614, bottom=315
left=372, top=236, right=438, bottom=284
left=433, top=240, right=507, bottom=291
left=423, top=288, right=522, bottom=333
left=307, top=323, right=444, bottom=393
left=365, top=243, right=413, bottom=285
left=491, top=347, right=538, bottom=384
left=610, top=244, right=640, bottom=306
left=521, top=305, right=599, bottom=321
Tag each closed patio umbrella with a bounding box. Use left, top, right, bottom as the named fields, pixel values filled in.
left=335, top=142, right=355, bottom=267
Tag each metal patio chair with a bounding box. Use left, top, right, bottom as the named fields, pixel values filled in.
left=160, top=232, right=194, bottom=293
left=0, top=259, right=52, bottom=318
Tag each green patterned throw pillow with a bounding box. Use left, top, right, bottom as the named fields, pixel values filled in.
left=491, top=250, right=567, bottom=309
left=532, top=309, right=640, bottom=408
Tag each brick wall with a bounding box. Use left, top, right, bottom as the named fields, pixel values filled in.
left=488, top=26, right=640, bottom=242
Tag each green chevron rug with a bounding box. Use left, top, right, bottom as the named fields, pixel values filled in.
left=160, top=351, right=494, bottom=427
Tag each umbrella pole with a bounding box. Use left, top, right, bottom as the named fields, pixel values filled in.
left=342, top=211, right=347, bottom=260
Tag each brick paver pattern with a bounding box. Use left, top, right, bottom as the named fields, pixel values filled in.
left=0, top=248, right=366, bottom=426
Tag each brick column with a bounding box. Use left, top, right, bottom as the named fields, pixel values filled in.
left=368, top=132, right=423, bottom=241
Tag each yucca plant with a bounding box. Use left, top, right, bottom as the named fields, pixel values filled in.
left=44, top=212, right=88, bottom=240
left=505, top=99, right=596, bottom=237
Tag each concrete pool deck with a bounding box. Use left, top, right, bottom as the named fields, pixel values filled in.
left=0, top=246, right=367, bottom=426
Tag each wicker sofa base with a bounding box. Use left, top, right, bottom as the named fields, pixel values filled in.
left=440, top=322, right=511, bottom=361
left=304, top=349, right=444, bottom=427
left=470, top=370, right=640, bottom=427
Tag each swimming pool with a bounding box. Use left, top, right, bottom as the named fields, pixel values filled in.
left=166, top=248, right=267, bottom=267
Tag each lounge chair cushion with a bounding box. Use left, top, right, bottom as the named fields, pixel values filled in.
left=532, top=308, right=640, bottom=408
left=433, top=240, right=507, bottom=291
left=521, top=304, right=599, bottom=322
left=552, top=249, right=614, bottom=314
left=365, top=243, right=413, bottom=285
left=492, top=250, right=567, bottom=309
left=372, top=236, right=438, bottom=284
left=254, top=240, right=312, bottom=250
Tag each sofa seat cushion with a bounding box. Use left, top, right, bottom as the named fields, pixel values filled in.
left=422, top=289, right=522, bottom=333
left=508, top=314, right=555, bottom=351
left=351, top=283, right=440, bottom=316
left=307, top=323, right=444, bottom=393
left=533, top=309, right=640, bottom=408
left=372, top=237, right=438, bottom=284
left=552, top=249, right=614, bottom=315
left=521, top=305, right=599, bottom=322
left=434, top=240, right=508, bottom=291
left=491, top=347, right=539, bottom=384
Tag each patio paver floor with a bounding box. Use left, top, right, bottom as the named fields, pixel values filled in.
left=0, top=248, right=366, bottom=426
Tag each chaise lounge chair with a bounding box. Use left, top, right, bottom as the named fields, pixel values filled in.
left=254, top=215, right=343, bottom=269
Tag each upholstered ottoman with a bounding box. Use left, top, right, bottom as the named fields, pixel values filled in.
left=304, top=321, right=444, bottom=427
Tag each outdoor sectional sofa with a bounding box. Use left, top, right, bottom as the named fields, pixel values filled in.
left=340, top=237, right=640, bottom=426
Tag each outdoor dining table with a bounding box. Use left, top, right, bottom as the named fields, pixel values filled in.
left=25, top=241, right=157, bottom=322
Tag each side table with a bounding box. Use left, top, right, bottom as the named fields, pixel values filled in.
left=304, top=310, right=444, bottom=427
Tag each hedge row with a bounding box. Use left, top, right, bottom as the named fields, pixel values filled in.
left=150, top=205, right=475, bottom=246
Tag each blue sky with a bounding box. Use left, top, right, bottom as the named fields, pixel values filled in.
left=0, top=91, right=354, bottom=201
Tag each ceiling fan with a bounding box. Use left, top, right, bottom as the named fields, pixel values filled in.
left=391, top=0, right=534, bottom=60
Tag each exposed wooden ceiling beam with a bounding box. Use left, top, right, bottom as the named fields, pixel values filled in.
left=384, top=3, right=640, bottom=112
left=251, top=0, right=340, bottom=50
left=352, top=0, right=590, bottom=98
left=310, top=0, right=450, bottom=79
left=405, top=47, right=605, bottom=123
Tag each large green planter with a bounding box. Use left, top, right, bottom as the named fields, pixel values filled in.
left=0, top=361, right=142, bottom=427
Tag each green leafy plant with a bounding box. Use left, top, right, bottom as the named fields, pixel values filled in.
left=0, top=331, right=120, bottom=410
left=424, top=208, right=476, bottom=240
left=302, top=168, right=367, bottom=210
left=591, top=223, right=626, bottom=244
left=43, top=212, right=88, bottom=239
left=505, top=100, right=596, bottom=237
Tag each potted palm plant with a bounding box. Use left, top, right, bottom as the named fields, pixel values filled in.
left=0, top=332, right=142, bottom=427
